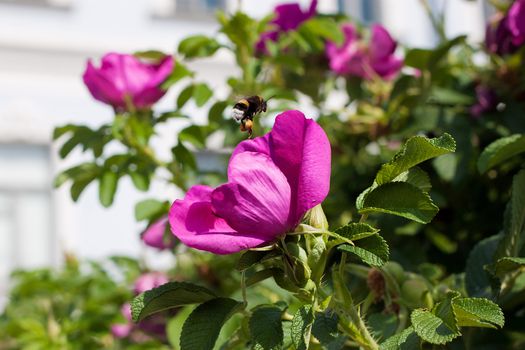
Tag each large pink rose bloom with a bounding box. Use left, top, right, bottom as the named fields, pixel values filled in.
left=83, top=53, right=174, bottom=111
left=169, top=110, right=331, bottom=254
left=326, top=24, right=403, bottom=80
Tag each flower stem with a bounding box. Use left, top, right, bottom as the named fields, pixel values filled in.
left=241, top=271, right=248, bottom=307
left=334, top=253, right=379, bottom=350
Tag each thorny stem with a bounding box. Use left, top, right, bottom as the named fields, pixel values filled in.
left=335, top=253, right=379, bottom=350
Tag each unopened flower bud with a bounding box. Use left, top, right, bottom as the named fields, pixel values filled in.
left=305, top=204, right=328, bottom=231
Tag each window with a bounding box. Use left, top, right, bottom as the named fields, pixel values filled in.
left=152, top=0, right=226, bottom=20
left=0, top=144, right=55, bottom=305
left=338, top=0, right=381, bottom=23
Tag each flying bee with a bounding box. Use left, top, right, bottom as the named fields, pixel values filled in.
left=232, top=95, right=268, bottom=138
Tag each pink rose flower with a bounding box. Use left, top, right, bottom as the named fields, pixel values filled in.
left=134, top=272, right=169, bottom=295
left=256, top=0, right=317, bottom=53
left=326, top=24, right=403, bottom=80
left=83, top=52, right=174, bottom=111
left=508, top=0, right=525, bottom=46
left=141, top=216, right=175, bottom=250
left=169, top=110, right=331, bottom=254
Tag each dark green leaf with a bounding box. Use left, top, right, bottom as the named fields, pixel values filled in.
left=301, top=18, right=343, bottom=45
left=496, top=170, right=525, bottom=258
left=452, top=297, right=504, bottom=329
left=131, top=281, right=217, bottom=322
left=311, top=312, right=345, bottom=350
left=208, top=101, right=229, bottom=125
left=478, top=134, right=525, bottom=173
left=380, top=327, right=420, bottom=350
left=179, top=125, right=207, bottom=148
left=338, top=234, right=389, bottom=267
left=428, top=87, right=474, bottom=105
left=249, top=304, right=284, bottom=350
left=375, top=133, right=456, bottom=185
left=172, top=144, right=197, bottom=171
left=334, top=223, right=379, bottom=241
left=193, top=83, right=213, bottom=107
left=494, top=256, right=525, bottom=277
left=465, top=234, right=500, bottom=298
left=177, top=85, right=195, bottom=109
left=180, top=298, right=244, bottom=350
left=411, top=309, right=460, bottom=345
left=358, top=182, right=439, bottom=224
left=392, top=167, right=431, bottom=193
left=291, top=304, right=314, bottom=350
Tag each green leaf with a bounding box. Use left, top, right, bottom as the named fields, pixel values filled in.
left=338, top=234, right=389, bottom=267
left=162, top=62, right=193, bottom=89
left=131, top=281, right=217, bottom=322
left=193, top=83, right=213, bottom=107
left=452, top=298, right=504, bottom=329
left=375, top=133, right=456, bottom=185
left=300, top=18, right=344, bottom=45
left=98, top=171, right=118, bottom=207
left=208, top=101, right=228, bottom=125
left=291, top=304, right=314, bottom=350
left=496, top=170, right=525, bottom=258
left=379, top=326, right=420, bottom=350
left=358, top=182, right=439, bottom=224
left=178, top=125, right=207, bottom=149
left=465, top=234, right=500, bottom=298
left=494, top=257, right=525, bottom=277
left=311, top=312, right=345, bottom=350
left=134, top=199, right=166, bottom=221
left=236, top=250, right=273, bottom=271
left=172, top=143, right=197, bottom=171
left=404, top=48, right=432, bottom=70
left=129, top=171, right=150, bottom=191
left=392, top=167, right=431, bottom=193
left=178, top=35, right=221, bottom=58
left=180, top=298, right=244, bottom=350
left=334, top=223, right=379, bottom=241
left=249, top=304, right=284, bottom=350
left=478, top=134, right=525, bottom=173
left=177, top=85, right=194, bottom=109
left=428, top=87, right=473, bottom=105
left=411, top=309, right=460, bottom=345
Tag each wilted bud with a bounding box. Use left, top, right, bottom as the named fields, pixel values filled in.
left=304, top=204, right=328, bottom=231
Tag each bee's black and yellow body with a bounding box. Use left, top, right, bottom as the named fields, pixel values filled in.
left=232, top=95, right=268, bottom=138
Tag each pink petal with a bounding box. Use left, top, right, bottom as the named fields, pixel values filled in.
left=141, top=216, right=174, bottom=250
left=508, top=0, right=525, bottom=45
left=134, top=273, right=169, bottom=294
left=212, top=152, right=291, bottom=238
left=371, top=56, right=403, bottom=80
left=111, top=323, right=132, bottom=338
left=169, top=185, right=270, bottom=254
left=369, top=24, right=397, bottom=60
left=82, top=60, right=125, bottom=108
left=268, top=111, right=331, bottom=226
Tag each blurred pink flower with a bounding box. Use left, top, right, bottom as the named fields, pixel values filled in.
left=141, top=216, right=175, bottom=250
left=134, top=272, right=169, bottom=295
left=256, top=0, right=317, bottom=53
left=83, top=52, right=173, bottom=111
left=169, top=110, right=331, bottom=254
left=326, top=24, right=403, bottom=80
left=469, top=85, right=498, bottom=118
left=508, top=0, right=525, bottom=46
left=486, top=1, right=525, bottom=55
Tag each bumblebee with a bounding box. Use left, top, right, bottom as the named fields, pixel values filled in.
left=232, top=95, right=268, bottom=138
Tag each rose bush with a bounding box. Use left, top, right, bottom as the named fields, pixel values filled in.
left=3, top=0, right=525, bottom=349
